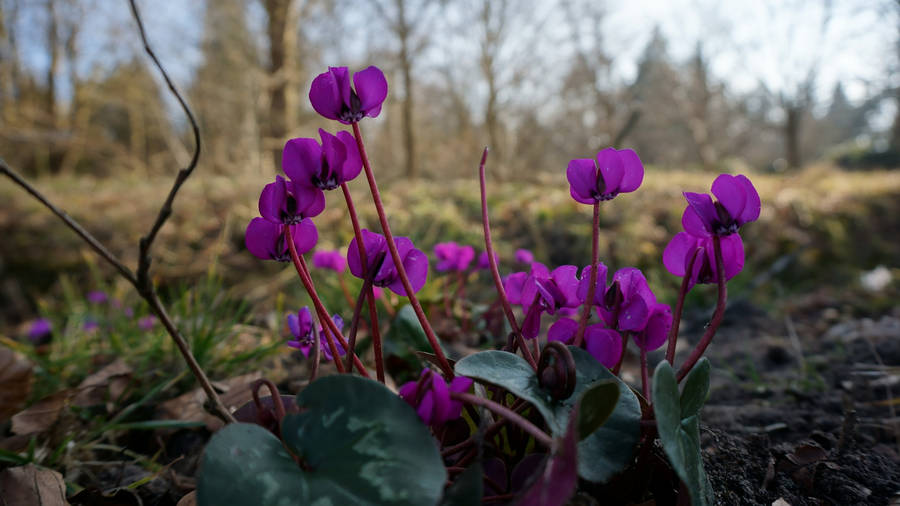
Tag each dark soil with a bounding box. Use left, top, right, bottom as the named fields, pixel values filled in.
left=686, top=289, right=900, bottom=505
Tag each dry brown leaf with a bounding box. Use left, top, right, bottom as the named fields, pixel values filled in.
left=176, top=491, right=197, bottom=506
left=72, top=359, right=133, bottom=407
left=158, top=372, right=261, bottom=431
left=0, top=346, right=34, bottom=422
left=11, top=390, right=73, bottom=436
left=0, top=464, right=69, bottom=506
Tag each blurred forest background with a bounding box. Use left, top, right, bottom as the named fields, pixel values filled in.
left=1, top=0, right=899, bottom=326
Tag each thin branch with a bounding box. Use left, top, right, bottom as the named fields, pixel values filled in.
left=127, top=0, right=201, bottom=294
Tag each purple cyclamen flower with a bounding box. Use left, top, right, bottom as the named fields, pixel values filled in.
left=259, top=175, right=325, bottom=224
left=434, top=242, right=475, bottom=273
left=663, top=232, right=745, bottom=288
left=282, top=129, right=362, bottom=191
left=681, top=174, right=760, bottom=238
left=309, top=66, right=388, bottom=124
left=521, top=265, right=580, bottom=339
left=514, top=249, right=535, bottom=264
left=633, top=303, right=672, bottom=352
left=245, top=218, right=318, bottom=262
left=312, top=249, right=347, bottom=274
left=598, top=267, right=656, bottom=332
left=87, top=291, right=108, bottom=304
left=28, top=318, right=52, bottom=342
left=503, top=262, right=550, bottom=306
left=398, top=368, right=473, bottom=427
left=548, top=317, right=579, bottom=344
left=138, top=315, right=156, bottom=331
left=287, top=308, right=346, bottom=360
left=567, top=148, right=644, bottom=204
left=347, top=229, right=428, bottom=296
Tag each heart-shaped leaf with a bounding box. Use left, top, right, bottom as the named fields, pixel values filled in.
left=384, top=305, right=431, bottom=357
left=454, top=348, right=641, bottom=483
left=199, top=375, right=446, bottom=506
left=652, top=359, right=714, bottom=506
left=577, top=380, right=619, bottom=441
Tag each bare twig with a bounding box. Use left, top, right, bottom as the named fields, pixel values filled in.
left=127, top=0, right=202, bottom=294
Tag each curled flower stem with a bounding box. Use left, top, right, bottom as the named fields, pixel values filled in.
left=345, top=252, right=387, bottom=379
left=341, top=183, right=385, bottom=383
left=351, top=122, right=454, bottom=378
left=575, top=202, right=601, bottom=347
left=677, top=236, right=727, bottom=382
left=252, top=379, right=286, bottom=422
left=640, top=348, right=650, bottom=401
left=449, top=391, right=553, bottom=448
left=285, top=226, right=369, bottom=376
left=477, top=148, right=538, bottom=370
left=665, top=247, right=702, bottom=364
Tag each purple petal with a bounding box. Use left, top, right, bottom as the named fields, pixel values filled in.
left=735, top=175, right=761, bottom=224
left=347, top=229, right=387, bottom=279
left=504, top=272, right=529, bottom=305
left=585, top=326, right=622, bottom=369
left=390, top=245, right=429, bottom=296
left=353, top=66, right=388, bottom=118
left=398, top=380, right=418, bottom=406
left=551, top=265, right=580, bottom=308
left=566, top=158, right=597, bottom=204
left=288, top=219, right=318, bottom=255
left=319, top=128, right=348, bottom=185
left=430, top=374, right=452, bottom=425
left=634, top=303, right=671, bottom=351
left=663, top=232, right=700, bottom=278
left=457, top=245, right=475, bottom=271
left=514, top=249, right=535, bottom=264
left=548, top=318, right=579, bottom=344
left=290, top=180, right=326, bottom=218
left=298, top=307, right=313, bottom=334
left=245, top=218, right=281, bottom=260
left=522, top=303, right=543, bottom=339
left=282, top=137, right=322, bottom=184
left=683, top=192, right=717, bottom=236
left=719, top=234, right=745, bottom=281
left=287, top=313, right=301, bottom=338
left=596, top=148, right=625, bottom=194
left=711, top=174, right=747, bottom=225
left=576, top=264, right=608, bottom=305
left=309, top=70, right=342, bottom=120
left=681, top=205, right=711, bottom=238
left=619, top=295, right=650, bottom=331
left=259, top=176, right=287, bottom=223
left=616, top=149, right=644, bottom=193
left=417, top=391, right=436, bottom=425
left=337, top=130, right=362, bottom=182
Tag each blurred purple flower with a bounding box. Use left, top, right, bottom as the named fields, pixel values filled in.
left=83, top=319, right=99, bottom=332
left=434, top=242, right=475, bottom=273
left=398, top=368, right=473, bottom=427
left=567, top=148, right=644, bottom=204
left=514, top=249, right=534, bottom=264
left=27, top=318, right=52, bottom=342
left=138, top=315, right=156, bottom=331
left=633, top=303, right=672, bottom=352
left=282, top=129, right=362, bottom=191
left=681, top=174, right=760, bottom=238
left=598, top=267, right=656, bottom=332
left=312, top=249, right=347, bottom=274
left=347, top=229, right=428, bottom=296
left=259, top=175, right=325, bottom=224
left=476, top=250, right=497, bottom=270
left=287, top=308, right=345, bottom=360
left=309, top=66, right=388, bottom=124
left=663, top=232, right=745, bottom=288
left=87, top=291, right=107, bottom=304
left=245, top=218, right=318, bottom=262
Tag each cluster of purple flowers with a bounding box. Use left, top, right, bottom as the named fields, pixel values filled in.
left=663, top=174, right=760, bottom=287
left=398, top=368, right=473, bottom=427
left=285, top=307, right=346, bottom=361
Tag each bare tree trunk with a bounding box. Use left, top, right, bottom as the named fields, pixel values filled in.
left=785, top=105, right=802, bottom=169
left=264, top=0, right=297, bottom=169
left=45, top=0, right=60, bottom=127
left=394, top=0, right=416, bottom=179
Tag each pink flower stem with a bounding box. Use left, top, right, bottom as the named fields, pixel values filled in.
left=574, top=202, right=601, bottom=347
left=351, top=122, right=454, bottom=378
left=341, top=183, right=385, bottom=383
left=345, top=251, right=387, bottom=381
left=640, top=348, right=650, bottom=401
left=665, top=247, right=702, bottom=364
left=449, top=391, right=553, bottom=448
left=477, top=148, right=538, bottom=370
left=612, top=331, right=629, bottom=375
left=338, top=276, right=355, bottom=307
left=677, top=236, right=727, bottom=382
left=285, top=226, right=369, bottom=376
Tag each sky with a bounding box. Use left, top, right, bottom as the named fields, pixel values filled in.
left=8, top=0, right=896, bottom=120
